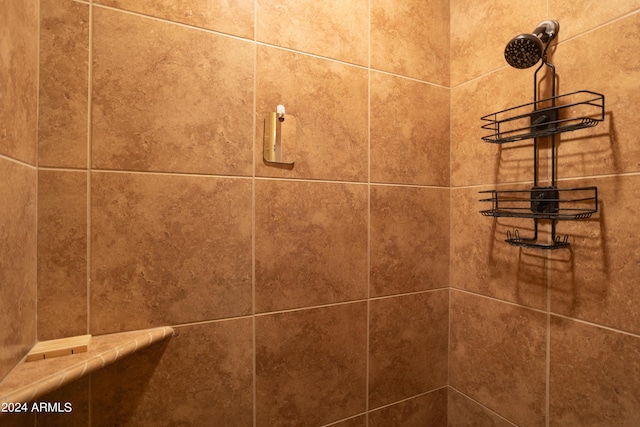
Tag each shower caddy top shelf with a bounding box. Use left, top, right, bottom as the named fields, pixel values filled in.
left=479, top=60, right=605, bottom=249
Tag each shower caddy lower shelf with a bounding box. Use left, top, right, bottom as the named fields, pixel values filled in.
left=479, top=90, right=605, bottom=249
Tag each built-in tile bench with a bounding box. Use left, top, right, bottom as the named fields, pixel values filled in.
left=0, top=326, right=174, bottom=408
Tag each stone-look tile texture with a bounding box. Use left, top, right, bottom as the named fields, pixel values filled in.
left=256, top=303, right=367, bottom=426
left=92, top=7, right=254, bottom=176
left=550, top=0, right=640, bottom=40
left=550, top=316, right=640, bottom=427
left=93, top=321, right=252, bottom=426
left=36, top=376, right=89, bottom=427
left=0, top=0, right=38, bottom=164
left=450, top=186, right=548, bottom=310
left=38, top=0, right=89, bottom=168
left=450, top=0, right=546, bottom=87
left=371, top=0, right=449, bottom=85
left=328, top=416, right=367, bottom=427
left=0, top=159, right=36, bottom=381
left=550, top=175, right=640, bottom=334
left=370, top=186, right=449, bottom=297
left=370, top=71, right=450, bottom=186
left=369, top=291, right=448, bottom=409
left=555, top=13, right=640, bottom=178
left=255, top=180, right=367, bottom=312
left=449, top=291, right=547, bottom=427
left=90, top=172, right=252, bottom=334
left=257, top=0, right=368, bottom=65
left=38, top=170, right=87, bottom=340
left=448, top=388, right=516, bottom=427
left=255, top=45, right=368, bottom=182
left=369, top=388, right=448, bottom=427
left=96, top=0, right=254, bottom=39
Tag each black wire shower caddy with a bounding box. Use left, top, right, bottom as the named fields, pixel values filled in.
left=479, top=60, right=605, bottom=249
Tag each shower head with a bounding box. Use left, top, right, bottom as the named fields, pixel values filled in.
left=504, top=20, right=560, bottom=69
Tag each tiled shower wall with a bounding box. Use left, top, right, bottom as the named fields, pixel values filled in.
left=3, top=0, right=640, bottom=426
left=32, top=0, right=450, bottom=425
left=449, top=1, right=640, bottom=426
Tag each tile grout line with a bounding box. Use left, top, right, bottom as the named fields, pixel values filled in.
left=34, top=2, right=41, bottom=424
left=365, top=0, right=372, bottom=421
left=87, top=1, right=94, bottom=426
left=251, top=0, right=258, bottom=423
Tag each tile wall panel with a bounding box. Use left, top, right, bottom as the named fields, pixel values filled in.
left=38, top=0, right=89, bottom=168
left=369, top=291, right=448, bottom=409
left=370, top=186, right=449, bottom=297
left=92, top=7, right=254, bottom=176
left=37, top=170, right=87, bottom=340
left=256, top=0, right=368, bottom=65
left=90, top=172, right=252, bottom=334
left=256, top=303, right=367, bottom=426
left=370, top=71, right=449, bottom=186
left=255, top=45, right=368, bottom=182
left=255, top=180, right=368, bottom=312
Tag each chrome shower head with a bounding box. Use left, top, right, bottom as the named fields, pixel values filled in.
left=504, top=20, right=560, bottom=69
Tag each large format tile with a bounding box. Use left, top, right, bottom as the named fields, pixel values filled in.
left=550, top=175, right=640, bottom=335
left=90, top=172, right=252, bottom=333
left=450, top=69, right=533, bottom=187
left=95, top=0, right=254, bottom=39
left=256, top=303, right=367, bottom=426
left=0, top=160, right=36, bottom=381
left=255, top=45, right=368, bottom=182
left=550, top=316, right=640, bottom=427
left=450, top=0, right=546, bottom=86
left=555, top=13, right=640, bottom=178
left=449, top=290, right=546, bottom=427
left=370, top=185, right=449, bottom=297
left=38, top=170, right=87, bottom=340
left=255, top=180, right=367, bottom=312
left=370, top=72, right=449, bottom=186
left=550, top=0, right=640, bottom=40
left=256, top=0, right=367, bottom=65
left=0, top=0, right=38, bottom=164
left=92, top=320, right=253, bottom=426
left=369, top=291, right=448, bottom=409
left=371, top=0, right=449, bottom=84
left=450, top=186, right=548, bottom=310
left=369, top=388, right=448, bottom=427
left=38, top=0, right=89, bottom=168
left=92, top=8, right=254, bottom=176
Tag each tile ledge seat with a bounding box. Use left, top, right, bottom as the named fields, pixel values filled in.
left=0, top=326, right=174, bottom=409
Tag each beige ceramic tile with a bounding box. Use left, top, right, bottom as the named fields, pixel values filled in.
left=37, top=377, right=89, bottom=427
left=38, top=0, right=89, bottom=168
left=550, top=1, right=640, bottom=40
left=370, top=185, right=449, bottom=297
left=256, top=303, right=367, bottom=426
left=550, top=316, right=640, bottom=427
left=450, top=0, right=546, bottom=86
left=92, top=320, right=253, bottom=426
left=92, top=8, right=254, bottom=176
left=369, top=388, right=448, bottom=427
left=257, top=0, right=367, bottom=65
left=37, top=170, right=87, bottom=341
left=95, top=0, right=254, bottom=39
left=0, top=0, right=38, bottom=164
left=370, top=72, right=450, bottom=186
left=369, top=291, right=448, bottom=409
left=0, top=159, right=36, bottom=381
left=90, top=172, right=252, bottom=334
left=255, top=180, right=367, bottom=312
left=554, top=13, right=640, bottom=178
left=450, top=186, right=548, bottom=310
left=448, top=388, right=517, bottom=427
left=449, top=290, right=547, bottom=427
left=451, top=68, right=538, bottom=187
left=255, top=45, right=368, bottom=182
left=550, top=175, right=640, bottom=334
left=371, top=0, right=449, bottom=84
